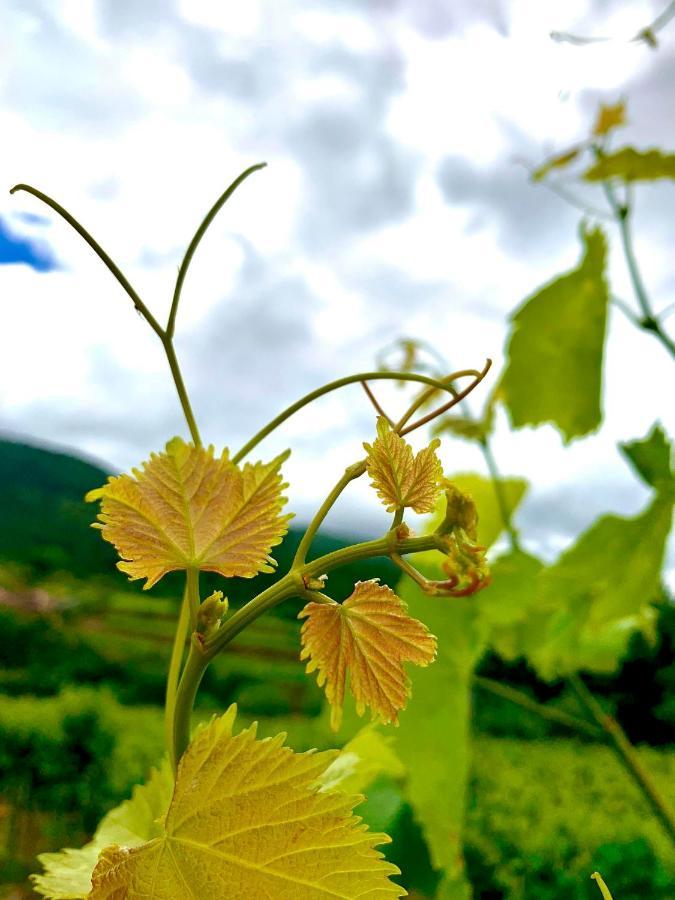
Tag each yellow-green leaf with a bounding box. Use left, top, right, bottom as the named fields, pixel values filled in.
left=86, top=437, right=292, bottom=588
left=299, top=579, right=437, bottom=731
left=89, top=707, right=403, bottom=899
left=498, top=226, right=609, bottom=442
left=395, top=571, right=487, bottom=897
left=364, top=417, right=443, bottom=513
left=583, top=146, right=675, bottom=181
left=532, top=146, right=581, bottom=181
left=620, top=422, right=673, bottom=491
left=526, top=493, right=673, bottom=680
left=592, top=101, right=626, bottom=137
left=32, top=762, right=173, bottom=898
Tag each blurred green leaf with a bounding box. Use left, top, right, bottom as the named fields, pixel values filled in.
left=583, top=147, right=675, bottom=181
left=394, top=567, right=489, bottom=897
left=620, top=423, right=673, bottom=491
left=479, top=550, right=545, bottom=660
left=32, top=761, right=172, bottom=898
left=499, top=226, right=609, bottom=442
left=525, top=493, right=672, bottom=680
left=541, top=493, right=672, bottom=626
left=318, top=723, right=405, bottom=796
left=433, top=411, right=492, bottom=444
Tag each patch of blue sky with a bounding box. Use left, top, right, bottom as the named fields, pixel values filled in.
left=0, top=215, right=59, bottom=272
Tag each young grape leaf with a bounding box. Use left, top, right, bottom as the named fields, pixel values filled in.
left=299, top=579, right=437, bottom=731
left=498, top=226, right=609, bottom=442
left=89, top=706, right=403, bottom=899
left=592, top=101, right=627, bottom=137
left=86, top=436, right=292, bottom=588
left=583, top=147, right=675, bottom=181
left=620, top=422, right=673, bottom=490
left=364, top=417, right=443, bottom=513
left=32, top=762, right=173, bottom=898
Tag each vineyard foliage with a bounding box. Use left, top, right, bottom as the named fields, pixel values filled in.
left=0, top=96, right=672, bottom=898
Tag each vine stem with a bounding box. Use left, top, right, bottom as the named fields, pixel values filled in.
left=569, top=674, right=675, bottom=845
left=478, top=437, right=520, bottom=553
left=417, top=353, right=518, bottom=551
left=473, top=675, right=602, bottom=739
left=162, top=338, right=201, bottom=446
left=172, top=529, right=446, bottom=763
left=293, top=460, right=367, bottom=567
left=9, top=182, right=203, bottom=445
left=232, top=368, right=485, bottom=465
left=167, top=163, right=266, bottom=339
left=290, top=363, right=490, bottom=569
left=601, top=180, right=675, bottom=358
left=165, top=588, right=191, bottom=771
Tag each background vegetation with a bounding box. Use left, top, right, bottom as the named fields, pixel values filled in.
left=1, top=78, right=674, bottom=900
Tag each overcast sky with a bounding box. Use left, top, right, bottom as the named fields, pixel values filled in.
left=0, top=0, right=673, bottom=579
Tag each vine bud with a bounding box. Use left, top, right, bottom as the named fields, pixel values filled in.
left=436, top=481, right=478, bottom=539
left=302, top=573, right=328, bottom=591
left=196, top=591, right=229, bottom=636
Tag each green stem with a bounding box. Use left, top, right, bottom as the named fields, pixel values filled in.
left=173, top=639, right=210, bottom=765
left=9, top=183, right=165, bottom=340
left=8, top=182, right=207, bottom=443
left=162, top=339, right=202, bottom=446
left=186, top=567, right=200, bottom=630
left=569, top=674, right=675, bottom=845
left=416, top=354, right=520, bottom=551
left=398, top=360, right=492, bottom=436
left=393, top=374, right=460, bottom=432
left=167, top=163, right=266, bottom=339
left=611, top=295, right=641, bottom=327
left=165, top=588, right=191, bottom=771
left=293, top=460, right=367, bottom=567
left=169, top=528, right=443, bottom=764
left=602, top=181, right=675, bottom=359
left=205, top=530, right=442, bottom=660
left=479, top=437, right=521, bottom=552
left=473, top=675, right=602, bottom=739
left=232, top=370, right=471, bottom=464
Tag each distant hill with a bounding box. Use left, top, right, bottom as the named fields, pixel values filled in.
left=0, top=437, right=395, bottom=598
left=0, top=437, right=118, bottom=578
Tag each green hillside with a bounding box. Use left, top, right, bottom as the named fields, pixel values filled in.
left=0, top=435, right=395, bottom=596
left=0, top=437, right=118, bottom=577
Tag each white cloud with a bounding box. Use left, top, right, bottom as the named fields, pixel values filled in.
left=1, top=0, right=673, bottom=583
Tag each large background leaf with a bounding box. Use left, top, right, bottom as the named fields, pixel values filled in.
left=499, top=226, right=609, bottom=442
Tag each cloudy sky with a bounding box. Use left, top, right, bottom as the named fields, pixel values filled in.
left=0, top=0, right=673, bottom=576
